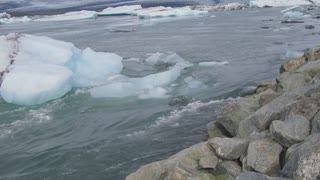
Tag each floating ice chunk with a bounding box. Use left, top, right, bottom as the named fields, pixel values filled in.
left=14, top=34, right=76, bottom=66
left=89, top=81, right=137, bottom=98
left=35, top=10, right=98, bottom=22
left=0, top=64, right=72, bottom=105
left=66, top=48, right=123, bottom=87
left=250, top=0, right=314, bottom=7
left=98, top=5, right=142, bottom=16
left=138, top=87, right=169, bottom=99
left=190, top=3, right=247, bottom=11
left=282, top=11, right=305, bottom=18
left=0, top=16, right=32, bottom=24
left=132, top=6, right=208, bottom=19
left=199, top=61, right=229, bottom=66
left=184, top=77, right=207, bottom=89
left=0, top=12, right=11, bottom=19
left=145, top=53, right=185, bottom=66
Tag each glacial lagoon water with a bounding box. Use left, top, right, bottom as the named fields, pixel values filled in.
left=0, top=8, right=320, bottom=179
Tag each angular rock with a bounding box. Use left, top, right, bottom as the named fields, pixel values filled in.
left=217, top=96, right=260, bottom=136
left=126, top=142, right=216, bottom=180
left=280, top=57, right=306, bottom=73
left=270, top=115, right=310, bottom=148
left=283, top=133, right=320, bottom=179
left=247, top=139, right=283, bottom=175
left=304, top=46, right=320, bottom=61
left=256, top=80, right=277, bottom=94
left=207, top=121, right=230, bottom=139
left=238, top=88, right=305, bottom=138
left=215, top=161, right=242, bottom=178
left=258, top=89, right=281, bottom=106
left=297, top=60, right=320, bottom=78
left=280, top=97, right=319, bottom=121
left=199, top=155, right=219, bottom=169
left=276, top=72, right=311, bottom=92
left=249, top=130, right=272, bottom=141
left=208, top=137, right=248, bottom=160
left=236, top=172, right=292, bottom=180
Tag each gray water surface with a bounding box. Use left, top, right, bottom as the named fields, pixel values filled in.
left=0, top=8, right=320, bottom=180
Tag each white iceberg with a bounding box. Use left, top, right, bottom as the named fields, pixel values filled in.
left=189, top=3, right=247, bottom=11
left=249, top=0, right=316, bottom=7
left=145, top=52, right=186, bottom=66
left=35, top=10, right=98, bottom=22
left=0, top=33, right=123, bottom=105
left=131, top=6, right=208, bottom=19
left=98, top=5, right=142, bottom=16
left=0, top=33, right=193, bottom=105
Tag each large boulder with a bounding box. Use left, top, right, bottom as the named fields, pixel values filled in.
left=238, top=88, right=305, bottom=138
left=258, top=89, right=281, bottom=106
left=215, top=161, right=242, bottom=178
left=236, top=172, right=292, bottom=180
left=280, top=97, right=319, bottom=121
left=207, top=121, right=230, bottom=139
left=246, top=139, right=283, bottom=176
left=256, top=80, right=277, bottom=94
left=126, top=142, right=218, bottom=180
left=276, top=72, right=311, bottom=92
left=208, top=137, right=248, bottom=160
left=280, top=57, right=306, bottom=73
left=270, top=115, right=310, bottom=148
left=282, top=133, right=320, bottom=179
left=311, top=111, right=320, bottom=134
left=304, top=46, right=320, bottom=61
left=216, top=96, right=260, bottom=136
left=296, top=60, right=320, bottom=78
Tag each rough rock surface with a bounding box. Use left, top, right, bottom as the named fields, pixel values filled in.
left=246, top=139, right=282, bottom=175
left=283, top=134, right=320, bottom=180
left=207, top=121, right=229, bottom=139
left=215, top=161, right=242, bottom=178
left=280, top=57, right=306, bottom=73
left=256, top=80, right=277, bottom=94
left=304, top=47, right=320, bottom=61
left=276, top=72, right=311, bottom=92
left=270, top=115, right=310, bottom=148
left=236, top=172, right=292, bottom=180
left=216, top=96, right=260, bottom=136
left=208, top=137, right=248, bottom=160
left=297, top=60, right=320, bottom=78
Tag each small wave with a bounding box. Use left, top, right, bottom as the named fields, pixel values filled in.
left=124, top=98, right=236, bottom=138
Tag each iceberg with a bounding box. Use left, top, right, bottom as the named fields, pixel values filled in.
left=189, top=3, right=248, bottom=11
left=98, top=5, right=142, bottom=16
left=35, top=10, right=98, bottom=22
left=199, top=61, right=229, bottom=66
left=131, top=6, right=208, bottom=19
left=0, top=33, right=192, bottom=105
left=0, top=33, right=123, bottom=105
left=0, top=16, right=32, bottom=24
left=249, top=0, right=316, bottom=7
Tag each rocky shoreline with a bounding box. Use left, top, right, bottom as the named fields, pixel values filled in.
left=126, top=46, right=320, bottom=180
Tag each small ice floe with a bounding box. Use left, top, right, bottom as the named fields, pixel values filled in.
left=0, top=13, right=32, bottom=24
left=189, top=3, right=248, bottom=12
left=131, top=6, right=208, bottom=19
left=98, top=5, right=142, bottom=16
left=35, top=10, right=98, bottom=22
left=249, top=0, right=315, bottom=8
left=198, top=61, right=229, bottom=66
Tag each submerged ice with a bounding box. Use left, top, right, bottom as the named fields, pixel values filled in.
left=0, top=34, right=192, bottom=105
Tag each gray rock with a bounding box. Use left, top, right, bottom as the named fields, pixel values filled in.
left=208, top=137, right=248, bottom=160
left=270, top=115, right=310, bottom=148
left=256, top=80, right=277, bottom=94
left=207, top=121, right=229, bottom=139
left=283, top=133, right=320, bottom=180
left=126, top=142, right=216, bottom=180
left=238, top=88, right=305, bottom=138
left=280, top=57, right=306, bottom=73
left=249, top=130, right=272, bottom=141
left=236, top=172, right=292, bottom=180
left=258, top=89, right=281, bottom=106
left=311, top=111, right=320, bottom=134
left=297, top=60, right=320, bottom=78
left=217, top=96, right=260, bottom=136
left=215, top=161, right=242, bottom=178
left=199, top=156, right=219, bottom=169
left=276, top=72, right=311, bottom=92
left=304, top=46, right=320, bottom=61
left=280, top=97, right=319, bottom=121
left=247, top=139, right=283, bottom=175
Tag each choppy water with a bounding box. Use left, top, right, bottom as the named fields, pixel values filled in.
left=0, top=8, right=320, bottom=180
